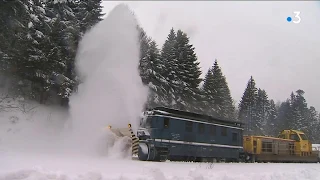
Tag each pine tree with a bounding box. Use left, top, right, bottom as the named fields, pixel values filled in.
left=28, top=0, right=78, bottom=104
left=265, top=99, right=278, bottom=136
left=202, top=68, right=215, bottom=116
left=0, top=0, right=30, bottom=70
left=275, top=90, right=315, bottom=139
left=174, top=29, right=202, bottom=112
left=145, top=41, right=168, bottom=108
left=0, top=0, right=25, bottom=73
left=23, top=0, right=52, bottom=97
left=307, top=106, right=319, bottom=142
left=0, top=0, right=40, bottom=97
left=138, top=27, right=152, bottom=85
left=290, top=90, right=309, bottom=131
left=210, top=60, right=235, bottom=119
left=238, top=76, right=258, bottom=135
left=160, top=28, right=178, bottom=107
left=289, top=92, right=300, bottom=129
left=315, top=113, right=320, bottom=143
left=76, top=0, right=104, bottom=35
left=255, top=88, right=270, bottom=135
left=276, top=100, right=291, bottom=135
left=138, top=28, right=169, bottom=109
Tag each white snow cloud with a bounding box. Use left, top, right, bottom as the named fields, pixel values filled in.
left=67, top=3, right=148, bottom=156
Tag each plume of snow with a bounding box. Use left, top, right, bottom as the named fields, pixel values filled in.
left=66, top=3, right=148, bottom=156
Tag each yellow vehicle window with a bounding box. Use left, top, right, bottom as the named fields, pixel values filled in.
left=290, top=134, right=300, bottom=141
left=300, top=134, right=308, bottom=140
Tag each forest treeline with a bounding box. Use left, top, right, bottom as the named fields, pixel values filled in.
left=0, top=0, right=319, bottom=142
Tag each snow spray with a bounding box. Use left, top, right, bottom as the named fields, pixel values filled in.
left=67, top=4, right=148, bottom=156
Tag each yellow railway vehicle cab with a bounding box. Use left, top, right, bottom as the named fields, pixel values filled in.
left=243, top=130, right=320, bottom=163
left=277, top=130, right=312, bottom=156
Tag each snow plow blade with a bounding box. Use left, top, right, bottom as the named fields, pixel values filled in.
left=106, top=124, right=138, bottom=156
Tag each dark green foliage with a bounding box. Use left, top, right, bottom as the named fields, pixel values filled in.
left=137, top=27, right=165, bottom=107
left=142, top=28, right=202, bottom=113
left=255, top=88, right=269, bottom=135
left=202, top=60, right=235, bottom=120
left=276, top=100, right=292, bottom=133
left=138, top=27, right=152, bottom=85
left=173, top=29, right=202, bottom=111
left=138, top=27, right=173, bottom=109
left=74, top=0, right=105, bottom=35
left=202, top=68, right=215, bottom=115
left=160, top=28, right=178, bottom=107
left=237, top=77, right=320, bottom=140
left=0, top=0, right=44, bottom=98
left=0, top=0, right=31, bottom=74
left=307, top=106, right=319, bottom=142
left=0, top=0, right=103, bottom=104
left=211, top=60, right=235, bottom=119
left=290, top=90, right=309, bottom=130
left=265, top=99, right=278, bottom=136
left=238, top=76, right=258, bottom=135
left=145, top=40, right=168, bottom=108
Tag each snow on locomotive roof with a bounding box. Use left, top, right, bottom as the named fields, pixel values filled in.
left=147, top=106, right=243, bottom=127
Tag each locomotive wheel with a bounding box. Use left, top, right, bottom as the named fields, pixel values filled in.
left=138, top=142, right=149, bottom=161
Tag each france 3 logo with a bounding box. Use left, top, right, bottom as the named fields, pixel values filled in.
left=287, top=11, right=301, bottom=24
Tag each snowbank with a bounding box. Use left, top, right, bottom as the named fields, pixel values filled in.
left=0, top=96, right=68, bottom=153
left=1, top=168, right=319, bottom=180
left=1, top=154, right=320, bottom=180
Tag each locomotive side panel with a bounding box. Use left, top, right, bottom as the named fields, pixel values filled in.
left=137, top=110, right=244, bottom=162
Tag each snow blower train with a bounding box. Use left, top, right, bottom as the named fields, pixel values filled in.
left=106, top=107, right=320, bottom=163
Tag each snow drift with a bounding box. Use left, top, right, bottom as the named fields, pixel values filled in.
left=0, top=98, right=69, bottom=153
left=1, top=151, right=320, bottom=180
left=66, top=3, right=148, bottom=156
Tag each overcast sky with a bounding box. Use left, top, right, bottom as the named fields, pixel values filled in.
left=101, top=1, right=320, bottom=110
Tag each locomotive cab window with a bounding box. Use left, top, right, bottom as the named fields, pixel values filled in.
left=163, top=117, right=170, bottom=128
left=221, top=127, right=227, bottom=136
left=198, top=123, right=205, bottom=134
left=140, top=117, right=152, bottom=128
left=185, top=121, right=193, bottom=132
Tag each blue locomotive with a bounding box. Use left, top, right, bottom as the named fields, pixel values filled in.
left=136, top=107, right=245, bottom=162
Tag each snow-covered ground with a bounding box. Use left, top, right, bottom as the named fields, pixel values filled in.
left=312, top=144, right=320, bottom=151
left=1, top=150, right=320, bottom=180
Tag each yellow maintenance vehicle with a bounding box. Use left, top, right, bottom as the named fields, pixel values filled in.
left=243, top=129, right=320, bottom=163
